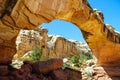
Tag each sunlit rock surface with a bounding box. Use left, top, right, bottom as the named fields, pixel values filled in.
left=0, top=0, right=120, bottom=66
left=15, top=28, right=91, bottom=60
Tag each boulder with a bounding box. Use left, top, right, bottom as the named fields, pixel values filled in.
left=65, top=68, right=82, bottom=80
left=0, top=66, right=9, bottom=76
left=50, top=69, right=67, bottom=80
left=32, top=59, right=63, bottom=74
left=0, top=59, right=82, bottom=80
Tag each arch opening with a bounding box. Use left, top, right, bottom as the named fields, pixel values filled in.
left=40, top=19, right=86, bottom=43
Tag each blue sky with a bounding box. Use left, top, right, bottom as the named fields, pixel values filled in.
left=41, top=0, right=120, bottom=43
left=88, top=0, right=120, bottom=31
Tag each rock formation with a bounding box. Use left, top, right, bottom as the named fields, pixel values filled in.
left=0, top=0, right=120, bottom=66
left=15, top=27, right=91, bottom=60
left=0, top=59, right=82, bottom=80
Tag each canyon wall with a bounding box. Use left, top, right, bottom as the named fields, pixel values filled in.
left=15, top=27, right=91, bottom=60
left=0, top=0, right=120, bottom=66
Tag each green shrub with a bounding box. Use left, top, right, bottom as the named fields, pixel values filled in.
left=11, top=45, right=47, bottom=69
left=69, top=55, right=81, bottom=67
left=87, top=72, right=92, bottom=78
left=62, top=53, right=93, bottom=69
left=79, top=53, right=93, bottom=64
left=28, top=45, right=46, bottom=62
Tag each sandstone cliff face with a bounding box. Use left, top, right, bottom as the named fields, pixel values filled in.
left=0, top=0, right=120, bottom=66
left=15, top=27, right=91, bottom=60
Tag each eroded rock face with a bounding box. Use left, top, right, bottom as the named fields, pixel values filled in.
left=93, top=66, right=120, bottom=80
left=0, top=0, right=120, bottom=66
left=15, top=28, right=48, bottom=59
left=15, top=28, right=90, bottom=60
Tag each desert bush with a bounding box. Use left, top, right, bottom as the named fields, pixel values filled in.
left=62, top=53, right=93, bottom=69
left=27, top=45, right=46, bottom=62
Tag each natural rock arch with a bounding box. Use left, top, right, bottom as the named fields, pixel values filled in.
left=0, top=0, right=120, bottom=66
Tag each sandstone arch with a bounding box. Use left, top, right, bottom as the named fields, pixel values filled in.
left=0, top=0, right=120, bottom=66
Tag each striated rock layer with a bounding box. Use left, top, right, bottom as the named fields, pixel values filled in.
left=0, top=0, right=120, bottom=66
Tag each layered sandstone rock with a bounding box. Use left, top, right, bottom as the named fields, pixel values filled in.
left=93, top=66, right=120, bottom=80
left=0, top=0, right=120, bottom=66
left=15, top=27, right=91, bottom=60
left=47, top=35, right=91, bottom=58
left=15, top=28, right=48, bottom=59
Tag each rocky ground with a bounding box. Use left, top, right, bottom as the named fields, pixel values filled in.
left=0, top=59, right=82, bottom=80
left=1, top=55, right=120, bottom=80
